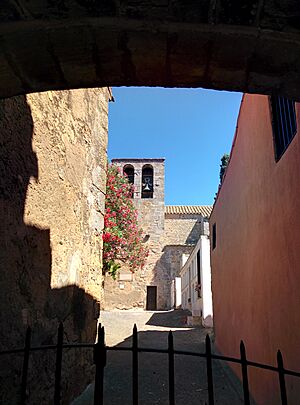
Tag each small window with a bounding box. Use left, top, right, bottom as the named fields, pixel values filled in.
left=141, top=165, right=153, bottom=198
left=270, top=96, right=297, bottom=160
left=212, top=223, right=216, bottom=250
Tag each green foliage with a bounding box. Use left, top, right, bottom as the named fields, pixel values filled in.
left=106, top=260, right=121, bottom=280
left=219, top=153, right=230, bottom=183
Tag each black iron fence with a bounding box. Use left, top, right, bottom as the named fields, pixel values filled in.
left=1, top=323, right=300, bottom=405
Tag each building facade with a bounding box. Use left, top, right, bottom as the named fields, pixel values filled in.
left=180, top=228, right=213, bottom=328
left=103, top=158, right=212, bottom=311
left=210, top=94, right=300, bottom=404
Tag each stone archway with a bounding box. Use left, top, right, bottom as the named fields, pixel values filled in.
left=1, top=0, right=300, bottom=99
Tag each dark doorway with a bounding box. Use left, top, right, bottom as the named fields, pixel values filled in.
left=146, top=286, right=157, bottom=310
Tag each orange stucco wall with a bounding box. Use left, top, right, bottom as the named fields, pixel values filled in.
left=210, top=94, right=300, bottom=404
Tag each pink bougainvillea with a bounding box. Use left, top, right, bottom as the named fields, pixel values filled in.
left=102, top=163, right=148, bottom=278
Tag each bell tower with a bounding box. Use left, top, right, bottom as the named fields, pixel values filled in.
left=111, top=158, right=165, bottom=238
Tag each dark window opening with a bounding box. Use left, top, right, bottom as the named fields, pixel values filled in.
left=123, top=165, right=134, bottom=198
left=123, top=165, right=134, bottom=184
left=212, top=223, right=216, bottom=250
left=142, top=165, right=153, bottom=198
left=196, top=249, right=201, bottom=298
left=270, top=96, right=297, bottom=160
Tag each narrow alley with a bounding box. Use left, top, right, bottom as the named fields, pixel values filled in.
left=73, top=310, right=245, bottom=405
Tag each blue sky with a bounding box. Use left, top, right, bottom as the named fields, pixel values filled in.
left=108, top=87, right=242, bottom=205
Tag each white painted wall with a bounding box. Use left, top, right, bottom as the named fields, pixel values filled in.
left=182, top=253, right=189, bottom=267
left=200, top=236, right=213, bottom=327
left=170, top=277, right=182, bottom=308
left=171, top=279, right=175, bottom=308
left=180, top=234, right=213, bottom=327
left=175, top=277, right=181, bottom=308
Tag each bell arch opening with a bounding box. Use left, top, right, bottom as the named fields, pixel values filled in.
left=141, top=164, right=154, bottom=199
left=123, top=164, right=134, bottom=185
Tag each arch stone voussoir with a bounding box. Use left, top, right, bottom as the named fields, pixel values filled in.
left=1, top=1, right=300, bottom=99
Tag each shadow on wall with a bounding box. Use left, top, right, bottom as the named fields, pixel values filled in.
left=151, top=245, right=193, bottom=310
left=0, top=96, right=98, bottom=404
left=185, top=217, right=204, bottom=245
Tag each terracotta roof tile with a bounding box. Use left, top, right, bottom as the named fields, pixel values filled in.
left=165, top=205, right=213, bottom=217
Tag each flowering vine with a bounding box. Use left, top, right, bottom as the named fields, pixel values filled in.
left=102, top=163, right=148, bottom=279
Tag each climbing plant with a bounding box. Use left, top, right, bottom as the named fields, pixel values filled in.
left=102, top=163, right=148, bottom=279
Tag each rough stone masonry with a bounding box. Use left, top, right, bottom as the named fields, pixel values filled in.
left=0, top=87, right=111, bottom=404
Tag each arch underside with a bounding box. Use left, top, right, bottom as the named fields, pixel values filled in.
left=1, top=1, right=300, bottom=99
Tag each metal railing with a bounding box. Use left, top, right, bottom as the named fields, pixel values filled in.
left=1, top=323, right=300, bottom=405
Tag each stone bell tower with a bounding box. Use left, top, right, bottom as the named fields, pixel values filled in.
left=111, top=158, right=165, bottom=239
left=107, top=158, right=166, bottom=310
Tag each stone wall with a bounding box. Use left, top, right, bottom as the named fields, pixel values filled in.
left=104, top=159, right=166, bottom=309
left=103, top=183, right=207, bottom=311
left=112, top=159, right=165, bottom=238
left=0, top=88, right=110, bottom=403
left=164, top=214, right=205, bottom=246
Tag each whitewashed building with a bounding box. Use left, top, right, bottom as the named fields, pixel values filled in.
left=180, top=222, right=213, bottom=327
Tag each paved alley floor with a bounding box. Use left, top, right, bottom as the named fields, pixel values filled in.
left=72, top=310, right=245, bottom=405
